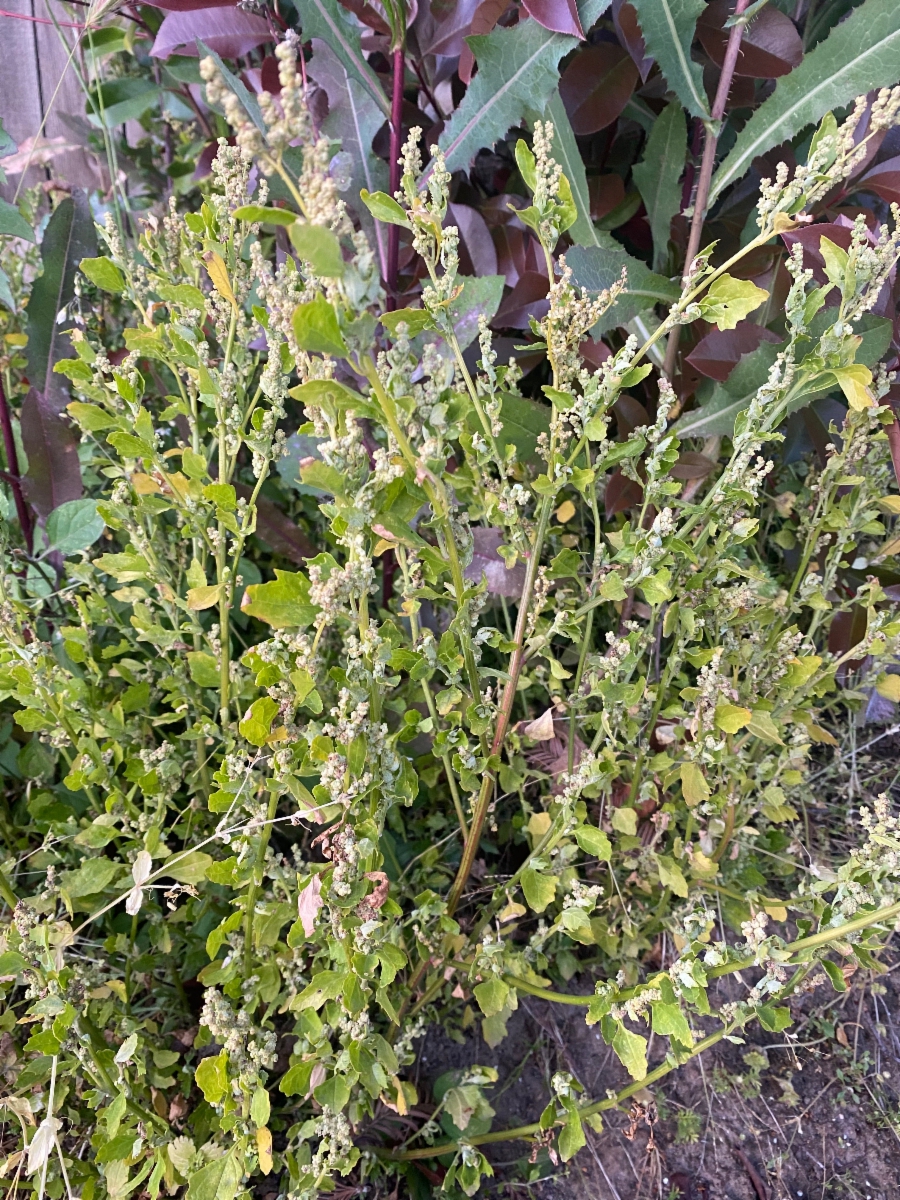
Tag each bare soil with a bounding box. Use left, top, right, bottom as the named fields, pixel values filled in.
left=407, top=958, right=900, bottom=1200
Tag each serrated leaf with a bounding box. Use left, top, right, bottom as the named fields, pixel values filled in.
left=710, top=0, right=900, bottom=205
left=473, top=976, right=510, bottom=1018
left=651, top=1000, right=693, bottom=1045
left=239, top=697, right=280, bottom=746
left=656, top=854, right=689, bottom=897
left=630, top=0, right=710, bottom=118
left=242, top=569, right=318, bottom=628
left=574, top=825, right=612, bottom=861
left=633, top=102, right=686, bottom=270
left=300, top=0, right=390, bottom=118
left=187, top=1148, right=241, bottom=1200
left=699, top=274, right=769, bottom=330
left=611, top=1021, right=648, bottom=1080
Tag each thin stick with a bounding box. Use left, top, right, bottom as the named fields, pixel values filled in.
left=0, top=373, right=33, bottom=552
left=662, top=0, right=752, bottom=382
left=387, top=46, right=404, bottom=310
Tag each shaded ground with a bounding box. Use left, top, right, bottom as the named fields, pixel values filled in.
left=404, top=961, right=900, bottom=1200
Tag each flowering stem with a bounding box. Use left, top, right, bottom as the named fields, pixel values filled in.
left=662, top=0, right=752, bottom=382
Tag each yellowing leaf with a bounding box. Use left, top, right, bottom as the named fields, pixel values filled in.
left=714, top=703, right=752, bottom=734
left=202, top=250, right=237, bottom=309
left=256, top=1127, right=273, bottom=1175
left=522, top=707, right=556, bottom=740
left=746, top=709, right=784, bottom=745
left=699, top=274, right=768, bottom=330
left=656, top=854, right=689, bottom=898
left=555, top=499, right=576, bottom=523
left=876, top=673, right=900, bottom=702
left=680, top=762, right=709, bottom=807
left=186, top=583, right=224, bottom=611
left=131, top=472, right=161, bottom=495
left=874, top=495, right=900, bottom=515
left=832, top=364, right=874, bottom=410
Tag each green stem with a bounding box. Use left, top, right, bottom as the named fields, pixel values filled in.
left=244, top=792, right=280, bottom=981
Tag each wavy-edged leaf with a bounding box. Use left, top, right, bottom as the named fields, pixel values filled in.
left=630, top=0, right=709, bottom=119
left=300, top=0, right=390, bottom=118
left=632, top=101, right=686, bottom=270
left=709, top=0, right=900, bottom=206
left=438, top=0, right=609, bottom=174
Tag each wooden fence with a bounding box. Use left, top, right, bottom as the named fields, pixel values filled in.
left=1, top=0, right=101, bottom=198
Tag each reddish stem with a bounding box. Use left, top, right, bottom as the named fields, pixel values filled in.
left=0, top=374, right=33, bottom=553
left=663, top=0, right=752, bottom=381
left=887, top=408, right=900, bottom=491
left=387, top=46, right=404, bottom=312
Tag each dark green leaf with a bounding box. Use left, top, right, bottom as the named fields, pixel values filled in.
left=630, top=0, right=710, bottom=118
left=633, top=102, right=687, bottom=270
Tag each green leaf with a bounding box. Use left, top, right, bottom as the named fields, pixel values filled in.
left=80, top=256, right=125, bottom=293
left=651, top=1000, right=693, bottom=1045
left=359, top=189, right=409, bottom=227
left=611, top=1021, right=648, bottom=1080
left=473, top=977, right=510, bottom=1018
left=656, top=855, right=689, bottom=898
left=680, top=761, right=709, bottom=807
left=291, top=969, right=349, bottom=1011
left=156, top=282, right=207, bottom=309
left=630, top=0, right=709, bottom=119
left=195, top=1050, right=228, bottom=1104
left=299, top=460, right=347, bottom=497
left=292, top=294, right=348, bottom=357
left=162, top=851, right=212, bottom=885
left=299, top=0, right=390, bottom=117
left=239, top=697, right=281, bottom=746
left=59, top=857, right=121, bottom=897
left=314, top=1073, right=351, bottom=1111
left=380, top=307, right=436, bottom=338
left=698, top=275, right=769, bottom=330
left=242, top=569, right=317, bottom=628
left=821, top=959, right=847, bottom=993
left=187, top=651, right=220, bottom=688
left=574, top=825, right=612, bottom=861
left=0, top=950, right=28, bottom=975
left=186, top=584, right=224, bottom=611
left=250, top=1087, right=270, bottom=1128
left=521, top=867, right=557, bottom=913
left=710, top=0, right=900, bottom=205
left=714, top=703, right=752, bottom=734
left=45, top=498, right=105, bottom=555
left=632, top=102, right=687, bottom=270
left=558, top=1107, right=586, bottom=1162
left=757, top=1004, right=793, bottom=1032
left=187, top=1149, right=241, bottom=1200
left=289, top=223, right=345, bottom=277
left=67, top=402, right=120, bottom=432
left=447, top=275, right=506, bottom=351
left=27, top=191, right=97, bottom=396
left=568, top=239, right=680, bottom=334
left=438, top=17, right=584, bottom=174
left=232, top=204, right=297, bottom=226
left=0, top=196, right=34, bottom=242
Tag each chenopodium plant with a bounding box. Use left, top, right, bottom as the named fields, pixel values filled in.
left=2, top=40, right=900, bottom=1196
